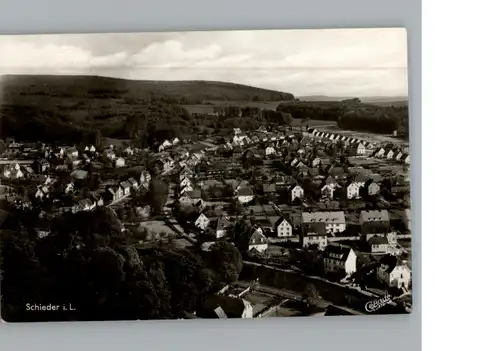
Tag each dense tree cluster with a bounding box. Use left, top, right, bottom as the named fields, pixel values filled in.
left=0, top=207, right=243, bottom=322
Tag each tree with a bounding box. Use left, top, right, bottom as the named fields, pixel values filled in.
left=302, top=283, right=320, bottom=307
left=147, top=178, right=169, bottom=215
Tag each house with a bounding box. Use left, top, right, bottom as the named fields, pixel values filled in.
left=323, top=245, right=357, bottom=275
left=104, top=149, right=116, bottom=160
left=359, top=210, right=390, bottom=234
left=262, top=183, right=277, bottom=194
left=65, top=182, right=75, bottom=194
left=346, top=174, right=368, bottom=199
left=67, top=147, right=79, bottom=158
left=403, top=208, right=411, bottom=231
left=248, top=227, right=268, bottom=252
left=197, top=295, right=253, bottom=319
left=158, top=139, right=172, bottom=152
left=72, top=199, right=95, bottom=213
left=290, top=184, right=304, bottom=202
left=3, top=165, right=24, bottom=179
left=216, top=216, right=231, bottom=238
left=124, top=146, right=134, bottom=156
left=237, top=187, right=254, bottom=204
left=368, top=236, right=390, bottom=254
left=265, top=146, right=276, bottom=156
left=302, top=222, right=328, bottom=250
left=302, top=211, right=346, bottom=234
left=311, top=157, right=321, bottom=167
left=377, top=255, right=412, bottom=290
left=107, top=187, right=120, bottom=203
left=374, top=148, right=386, bottom=158
left=275, top=216, right=293, bottom=237
left=180, top=183, right=194, bottom=194
left=119, top=181, right=132, bottom=197
left=115, top=157, right=126, bottom=168
left=347, top=142, right=366, bottom=156
left=140, top=171, right=151, bottom=187
left=172, top=137, right=180, bottom=145
left=368, top=182, right=380, bottom=196
left=394, top=151, right=404, bottom=161
left=179, top=190, right=202, bottom=206
left=195, top=213, right=210, bottom=230
left=385, top=149, right=395, bottom=160
left=402, top=154, right=410, bottom=164
left=180, top=176, right=192, bottom=189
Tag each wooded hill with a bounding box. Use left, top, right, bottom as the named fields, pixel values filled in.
left=0, top=75, right=295, bottom=144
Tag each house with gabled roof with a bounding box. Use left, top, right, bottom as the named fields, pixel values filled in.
left=368, top=236, right=390, bottom=254
left=290, top=184, right=304, bottom=202
left=377, top=254, right=411, bottom=289
left=275, top=216, right=293, bottom=237
left=248, top=227, right=268, bottom=253
left=302, top=211, right=346, bottom=234
left=119, top=181, right=132, bottom=197
left=323, top=245, right=357, bottom=275
left=195, top=213, right=210, bottom=230
left=179, top=189, right=202, bottom=206
left=215, top=216, right=231, bottom=238
left=302, top=222, right=328, bottom=250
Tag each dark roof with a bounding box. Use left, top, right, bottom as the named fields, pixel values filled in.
left=237, top=187, right=254, bottom=196
left=186, top=190, right=202, bottom=199
left=378, top=254, right=409, bottom=273
left=263, top=183, right=277, bottom=193
left=368, top=236, right=389, bottom=245
left=249, top=230, right=268, bottom=245
left=324, top=245, right=353, bottom=261
left=303, top=222, right=327, bottom=236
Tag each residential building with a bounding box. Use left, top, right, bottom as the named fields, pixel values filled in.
left=237, top=187, right=254, bottom=204
left=302, top=211, right=346, bottom=234
left=140, top=171, right=151, bottom=187
left=368, top=236, right=390, bottom=254
left=290, top=184, right=304, bottom=202
left=248, top=227, right=268, bottom=252
left=265, top=146, right=276, bottom=156
left=323, top=245, right=357, bottom=275
left=262, top=183, right=277, bottom=195
left=180, top=176, right=192, bottom=189
left=368, top=182, right=380, bottom=196
left=128, top=177, right=139, bottom=190
left=119, top=181, right=132, bottom=197
left=124, top=146, right=134, bottom=156
left=302, top=222, right=328, bottom=250
left=377, top=255, right=412, bottom=290
left=216, top=216, right=231, bottom=238
left=179, top=190, right=202, bottom=206
left=115, top=157, right=126, bottom=168
left=195, top=213, right=210, bottom=230
left=359, top=210, right=390, bottom=234
left=275, top=216, right=293, bottom=237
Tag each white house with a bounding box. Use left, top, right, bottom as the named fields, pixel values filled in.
left=159, top=139, right=172, bottom=152
left=216, top=216, right=231, bottom=238
left=115, top=157, right=126, bottom=168
left=403, top=154, right=410, bottom=164
left=140, top=171, right=151, bottom=187
left=302, top=222, right=328, bottom=250
left=374, top=148, right=385, bottom=158
left=248, top=228, right=268, bottom=252
left=377, top=255, right=412, bottom=290
left=124, top=146, right=134, bottom=156
left=180, top=176, right=192, bottom=189
left=323, top=245, right=357, bottom=275
left=265, top=146, right=276, bottom=156
left=65, top=182, right=75, bottom=194
left=195, top=213, right=210, bottom=230
left=368, top=182, right=380, bottom=196
left=275, top=217, right=293, bottom=237
left=386, top=149, right=395, bottom=160
left=311, top=157, right=321, bottom=167
left=395, top=152, right=404, bottom=161
left=119, top=181, right=132, bottom=197
left=105, top=149, right=116, bottom=160
left=302, top=211, right=346, bottom=234
left=172, top=137, right=180, bottom=145
left=290, top=185, right=304, bottom=202
left=368, top=236, right=390, bottom=254
left=347, top=182, right=362, bottom=199
left=180, top=183, right=194, bottom=194
left=237, top=187, right=254, bottom=204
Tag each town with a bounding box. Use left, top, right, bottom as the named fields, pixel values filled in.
left=0, top=111, right=412, bottom=320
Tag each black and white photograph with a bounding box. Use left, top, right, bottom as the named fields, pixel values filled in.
left=0, top=28, right=411, bottom=322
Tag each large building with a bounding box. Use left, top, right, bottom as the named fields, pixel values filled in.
left=302, top=211, right=346, bottom=234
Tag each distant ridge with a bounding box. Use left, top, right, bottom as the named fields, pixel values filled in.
left=1, top=74, right=296, bottom=102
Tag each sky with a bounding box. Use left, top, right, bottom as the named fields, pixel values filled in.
left=0, top=28, right=408, bottom=97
